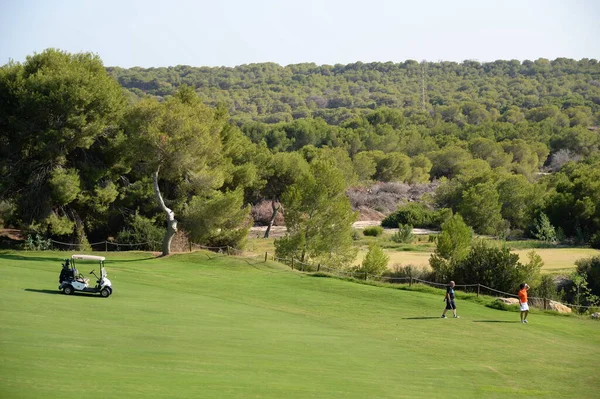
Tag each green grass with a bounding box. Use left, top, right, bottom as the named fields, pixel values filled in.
left=2, top=250, right=599, bottom=398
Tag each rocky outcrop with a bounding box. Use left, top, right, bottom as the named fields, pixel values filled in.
left=548, top=300, right=572, bottom=313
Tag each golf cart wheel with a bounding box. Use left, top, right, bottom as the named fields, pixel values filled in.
left=63, top=286, right=74, bottom=295
left=100, top=288, right=111, bottom=298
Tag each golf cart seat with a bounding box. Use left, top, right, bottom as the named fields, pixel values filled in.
left=72, top=266, right=89, bottom=283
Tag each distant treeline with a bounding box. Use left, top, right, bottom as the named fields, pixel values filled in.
left=108, top=58, right=600, bottom=126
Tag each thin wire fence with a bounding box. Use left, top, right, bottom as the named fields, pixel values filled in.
left=262, top=251, right=598, bottom=313
left=9, top=236, right=597, bottom=312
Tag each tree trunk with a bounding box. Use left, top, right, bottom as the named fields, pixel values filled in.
left=263, top=199, right=280, bottom=238
left=153, top=169, right=177, bottom=256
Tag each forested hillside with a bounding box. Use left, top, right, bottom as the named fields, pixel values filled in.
left=108, top=59, right=600, bottom=126
left=2, top=52, right=600, bottom=262
left=107, top=59, right=600, bottom=246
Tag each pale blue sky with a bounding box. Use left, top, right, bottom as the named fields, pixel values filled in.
left=1, top=0, right=598, bottom=68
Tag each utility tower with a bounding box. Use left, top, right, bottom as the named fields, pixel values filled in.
left=420, top=60, right=427, bottom=109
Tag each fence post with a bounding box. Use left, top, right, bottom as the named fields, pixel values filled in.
left=291, top=258, right=294, bottom=270
left=317, top=263, right=320, bottom=272
left=226, top=246, right=230, bottom=256
left=477, top=284, right=480, bottom=297
left=409, top=277, right=412, bottom=287
left=265, top=252, right=268, bottom=262
left=105, top=241, right=107, bottom=252
left=544, top=298, right=548, bottom=310
left=189, top=241, right=192, bottom=252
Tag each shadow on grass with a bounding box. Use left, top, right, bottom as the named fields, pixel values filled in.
left=24, top=288, right=99, bottom=298
left=0, top=253, right=156, bottom=264
left=24, top=288, right=62, bottom=295
left=402, top=317, right=443, bottom=320
left=472, top=320, right=520, bottom=323
left=0, top=253, right=62, bottom=262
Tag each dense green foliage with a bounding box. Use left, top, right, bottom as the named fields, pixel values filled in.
left=2, top=51, right=600, bottom=257
left=0, top=49, right=126, bottom=240
left=391, top=223, right=414, bottom=243
left=576, top=256, right=600, bottom=297
left=358, top=244, right=389, bottom=275
left=108, top=59, right=600, bottom=127
left=362, top=226, right=384, bottom=236
left=455, top=241, right=542, bottom=293
left=274, top=160, right=357, bottom=267
left=430, top=215, right=473, bottom=281
left=381, top=202, right=452, bottom=228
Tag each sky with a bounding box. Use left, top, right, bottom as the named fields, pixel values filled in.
left=1, top=0, right=599, bottom=68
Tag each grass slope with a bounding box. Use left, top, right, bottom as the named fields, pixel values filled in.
left=1, top=251, right=599, bottom=399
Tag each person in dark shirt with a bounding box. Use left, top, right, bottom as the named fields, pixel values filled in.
left=441, top=280, right=459, bottom=318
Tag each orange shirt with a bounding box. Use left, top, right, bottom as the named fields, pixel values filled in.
left=518, top=288, right=528, bottom=303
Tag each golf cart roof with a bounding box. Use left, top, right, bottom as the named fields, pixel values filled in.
left=71, top=254, right=105, bottom=261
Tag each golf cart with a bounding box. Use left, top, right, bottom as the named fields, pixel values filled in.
left=58, top=254, right=113, bottom=297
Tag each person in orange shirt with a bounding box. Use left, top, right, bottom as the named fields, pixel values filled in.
left=518, top=283, right=530, bottom=323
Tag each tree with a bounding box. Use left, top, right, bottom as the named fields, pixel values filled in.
left=575, top=256, right=600, bottom=297
left=497, top=174, right=542, bottom=231
left=123, top=86, right=229, bottom=255
left=543, top=159, right=600, bottom=240
left=259, top=152, right=309, bottom=238
left=352, top=151, right=377, bottom=182
left=533, top=212, right=557, bottom=243
left=359, top=244, right=389, bottom=276
left=408, top=155, right=432, bottom=184
left=458, top=181, right=505, bottom=236
left=274, top=160, right=358, bottom=268
left=455, top=241, right=542, bottom=292
left=0, top=49, right=126, bottom=242
left=429, top=214, right=473, bottom=282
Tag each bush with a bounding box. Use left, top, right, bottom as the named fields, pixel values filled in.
left=23, top=234, right=52, bottom=251
left=351, top=229, right=361, bottom=240
left=486, top=299, right=519, bottom=312
left=381, top=202, right=451, bottom=229
left=357, top=244, right=389, bottom=276
left=116, top=213, right=165, bottom=251
left=454, top=240, right=541, bottom=293
left=533, top=212, right=557, bottom=243
left=533, top=275, right=559, bottom=301
left=575, top=256, right=600, bottom=297
left=384, top=264, right=433, bottom=282
left=363, top=226, right=384, bottom=237
left=590, top=233, right=600, bottom=250
left=391, top=223, right=414, bottom=243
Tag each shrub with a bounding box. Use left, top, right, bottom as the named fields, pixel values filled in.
left=116, top=213, right=165, bottom=251
left=486, top=299, right=519, bottom=312
left=533, top=275, right=559, bottom=301
left=381, top=202, right=451, bottom=229
left=391, top=223, right=414, bottom=243
left=363, top=226, right=384, bottom=237
left=23, top=234, right=52, bottom=251
left=384, top=264, right=433, bottom=282
left=575, top=256, right=600, bottom=297
left=358, top=244, right=389, bottom=276
left=533, top=212, right=557, bottom=243
left=454, top=240, right=541, bottom=293
left=590, top=233, right=600, bottom=250
left=351, top=229, right=361, bottom=240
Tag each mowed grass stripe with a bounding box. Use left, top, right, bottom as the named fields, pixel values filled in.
left=0, top=251, right=598, bottom=398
